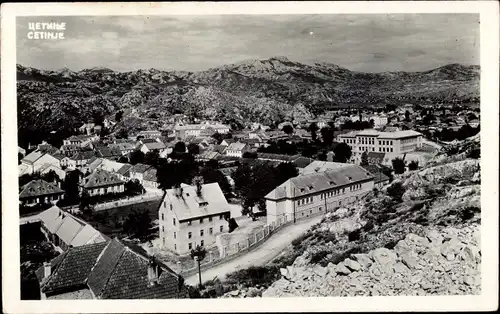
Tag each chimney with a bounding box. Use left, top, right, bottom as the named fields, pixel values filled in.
left=43, top=262, right=51, bottom=279
left=147, top=259, right=159, bottom=285
left=196, top=181, right=202, bottom=196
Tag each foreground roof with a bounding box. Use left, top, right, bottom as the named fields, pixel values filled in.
left=19, top=179, right=64, bottom=199
left=82, top=169, right=125, bottom=189
left=37, top=238, right=188, bottom=299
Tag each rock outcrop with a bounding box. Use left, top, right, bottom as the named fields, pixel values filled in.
left=262, top=225, right=480, bottom=297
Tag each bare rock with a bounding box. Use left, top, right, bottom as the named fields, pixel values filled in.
left=343, top=258, right=362, bottom=272
left=314, top=265, right=329, bottom=277
left=394, top=262, right=410, bottom=274
left=400, top=251, right=420, bottom=270
left=353, top=253, right=373, bottom=269
left=335, top=263, right=351, bottom=275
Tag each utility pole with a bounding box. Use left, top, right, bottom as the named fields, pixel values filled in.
left=293, top=186, right=296, bottom=224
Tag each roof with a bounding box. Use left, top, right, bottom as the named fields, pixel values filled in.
left=265, top=165, right=374, bottom=200
left=22, top=151, right=44, bottom=165
left=339, top=129, right=422, bottom=139
left=130, top=163, right=152, bottom=174
left=109, top=142, right=136, bottom=151
left=37, top=144, right=59, bottom=155
left=301, top=161, right=348, bottom=175
left=88, top=158, right=125, bottom=173
left=70, top=150, right=96, bottom=161
left=142, top=142, right=166, bottom=150
left=367, top=152, right=386, bottom=163
left=83, top=169, right=125, bottom=189
left=19, top=179, right=64, bottom=199
left=38, top=238, right=187, bottom=299
left=143, top=168, right=158, bottom=182
left=97, top=147, right=122, bottom=158
left=117, top=164, right=133, bottom=176
left=163, top=183, right=230, bottom=221
left=226, top=142, right=247, bottom=151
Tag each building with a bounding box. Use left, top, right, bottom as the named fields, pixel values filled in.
left=369, top=114, right=388, bottom=128
left=35, top=238, right=188, bottom=299
left=60, top=151, right=96, bottom=169
left=300, top=160, right=348, bottom=175
left=264, top=165, right=375, bottom=225
left=19, top=179, right=65, bottom=207
left=38, top=206, right=108, bottom=252
left=137, top=130, right=162, bottom=139
left=108, top=142, right=136, bottom=156
left=128, top=163, right=153, bottom=183
left=80, top=169, right=125, bottom=196
left=139, top=142, right=167, bottom=154
left=225, top=142, right=249, bottom=158
left=63, top=134, right=99, bottom=147
left=116, top=164, right=133, bottom=181
left=337, top=129, right=423, bottom=162
left=19, top=151, right=61, bottom=176
left=96, top=147, right=122, bottom=160
left=159, top=183, right=231, bottom=255
left=18, top=146, right=27, bottom=158
left=38, top=164, right=67, bottom=181
left=60, top=144, right=81, bottom=156
left=174, top=122, right=230, bottom=139
left=361, top=165, right=391, bottom=188
left=37, top=142, right=60, bottom=155
left=143, top=168, right=160, bottom=189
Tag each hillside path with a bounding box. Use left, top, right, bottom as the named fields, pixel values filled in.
left=184, top=215, right=322, bottom=286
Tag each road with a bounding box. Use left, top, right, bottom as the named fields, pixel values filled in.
left=184, top=215, right=323, bottom=286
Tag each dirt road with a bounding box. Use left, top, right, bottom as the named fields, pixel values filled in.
left=184, top=215, right=322, bottom=285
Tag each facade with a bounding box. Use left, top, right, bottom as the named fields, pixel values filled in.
left=63, top=134, right=99, bottom=147
left=265, top=165, right=375, bottom=225
left=128, top=163, right=153, bottom=183
left=337, top=129, right=423, bottom=162
left=61, top=151, right=96, bottom=169
left=19, top=179, right=65, bottom=206
left=369, top=114, right=389, bottom=128
left=137, top=130, right=162, bottom=139
left=159, top=183, right=231, bottom=255
left=300, top=160, right=348, bottom=175
left=174, top=122, right=230, bottom=139
left=142, top=168, right=160, bottom=189
left=80, top=169, right=125, bottom=196
left=38, top=164, right=67, bottom=181
left=225, top=142, right=249, bottom=158
left=108, top=142, right=136, bottom=156
left=139, top=142, right=167, bottom=154
left=36, top=238, right=188, bottom=299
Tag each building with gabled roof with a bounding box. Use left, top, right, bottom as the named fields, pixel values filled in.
left=300, top=160, right=348, bottom=175
left=19, top=179, right=65, bottom=206
left=38, top=206, right=107, bottom=252
left=142, top=168, right=159, bottom=189
left=225, top=142, right=250, bottom=158
left=159, top=183, right=231, bottom=255
left=19, top=151, right=61, bottom=176
left=265, top=165, right=374, bottom=225
left=129, top=163, right=153, bottom=183
left=116, top=164, right=133, bottom=181
left=80, top=169, right=125, bottom=196
left=139, top=141, right=167, bottom=154
left=35, top=238, right=188, bottom=299
left=38, top=163, right=67, bottom=181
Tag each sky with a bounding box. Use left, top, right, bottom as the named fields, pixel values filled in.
left=16, top=14, right=479, bottom=73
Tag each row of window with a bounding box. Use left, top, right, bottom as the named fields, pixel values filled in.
left=162, top=212, right=225, bottom=226
left=188, top=241, right=204, bottom=250
left=360, top=137, right=375, bottom=145
left=320, top=188, right=346, bottom=199
left=379, top=147, right=394, bottom=153
left=378, top=140, right=394, bottom=145
left=297, top=196, right=313, bottom=206
left=349, top=184, right=362, bottom=191
left=163, top=226, right=223, bottom=240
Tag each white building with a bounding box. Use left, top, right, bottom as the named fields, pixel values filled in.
left=158, top=183, right=231, bottom=255
left=265, top=165, right=375, bottom=225
left=19, top=151, right=61, bottom=176
left=337, top=129, right=423, bottom=163
left=369, top=114, right=388, bottom=128
left=225, top=142, right=249, bottom=158
left=174, top=122, right=230, bottom=139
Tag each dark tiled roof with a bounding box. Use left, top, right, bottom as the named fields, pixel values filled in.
left=83, top=169, right=125, bottom=189
left=117, top=164, right=133, bottom=176
left=130, top=163, right=152, bottom=174
left=71, top=150, right=97, bottom=161
left=40, top=238, right=188, bottom=299
left=97, top=147, right=122, bottom=158
left=37, top=144, right=59, bottom=155
left=19, top=179, right=64, bottom=199
left=41, top=242, right=108, bottom=294
left=361, top=165, right=390, bottom=184
left=143, top=169, right=158, bottom=182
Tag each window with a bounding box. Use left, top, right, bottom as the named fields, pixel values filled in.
left=174, top=232, right=176, bottom=239
left=187, top=220, right=192, bottom=226
left=209, top=217, right=213, bottom=222
left=164, top=202, right=166, bottom=208
left=161, top=213, right=164, bottom=221
left=343, top=188, right=345, bottom=194
left=219, top=215, right=224, bottom=220
left=188, top=232, right=192, bottom=239
left=200, top=229, right=204, bottom=237
left=319, top=207, right=322, bottom=211
left=209, top=227, right=213, bottom=235
left=173, top=218, right=176, bottom=226
left=188, top=243, right=192, bottom=250
left=175, top=244, right=177, bottom=250
left=200, top=240, right=204, bottom=247
left=200, top=218, right=204, bottom=224
left=162, top=226, right=164, bottom=232
left=220, top=226, right=223, bottom=232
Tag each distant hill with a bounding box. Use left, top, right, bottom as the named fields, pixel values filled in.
left=16, top=57, right=480, bottom=145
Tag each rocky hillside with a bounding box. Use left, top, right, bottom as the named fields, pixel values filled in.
left=218, top=136, right=481, bottom=298
left=17, top=58, right=479, bottom=141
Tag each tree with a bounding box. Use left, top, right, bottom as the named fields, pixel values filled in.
left=242, top=151, right=257, bottom=159
left=174, top=142, right=186, bottom=153
left=200, top=167, right=231, bottom=197
left=129, top=150, right=145, bottom=165
left=144, top=150, right=160, bottom=167
left=408, top=160, right=419, bottom=171
left=318, top=151, right=327, bottom=161
left=18, top=152, right=24, bottom=165
left=123, top=209, right=153, bottom=241
left=212, top=132, right=223, bottom=145
left=320, top=127, right=334, bottom=146
left=308, top=122, right=319, bottom=142
left=231, top=164, right=253, bottom=196
left=275, top=162, right=299, bottom=185
left=404, top=110, right=411, bottom=122
left=115, top=110, right=124, bottom=122
left=118, top=155, right=129, bottom=163
left=391, top=157, right=406, bottom=174
left=386, top=182, right=406, bottom=202
left=116, top=128, right=129, bottom=139
left=282, top=125, right=294, bottom=135
left=190, top=245, right=207, bottom=288
left=125, top=179, right=145, bottom=196
left=360, top=151, right=369, bottom=166
left=79, top=190, right=92, bottom=213
left=61, top=170, right=81, bottom=205
left=333, top=143, right=352, bottom=163
left=187, top=143, right=200, bottom=155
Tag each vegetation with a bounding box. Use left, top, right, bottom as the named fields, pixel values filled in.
left=332, top=142, right=352, bottom=163
left=386, top=182, right=406, bottom=202
left=190, top=245, right=208, bottom=288
left=129, top=150, right=145, bottom=165
left=391, top=157, right=406, bottom=174
left=408, top=160, right=419, bottom=171
left=122, top=209, right=153, bottom=241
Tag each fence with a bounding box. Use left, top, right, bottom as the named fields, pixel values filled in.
left=93, top=193, right=163, bottom=211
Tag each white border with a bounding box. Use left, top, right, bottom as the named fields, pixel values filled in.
left=2, top=2, right=499, bottom=313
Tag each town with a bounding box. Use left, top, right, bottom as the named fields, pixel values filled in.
left=19, top=102, right=480, bottom=299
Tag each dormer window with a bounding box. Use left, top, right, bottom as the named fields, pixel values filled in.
left=300, top=188, right=305, bottom=193
left=329, top=181, right=334, bottom=185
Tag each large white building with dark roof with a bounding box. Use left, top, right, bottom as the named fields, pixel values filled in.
left=264, top=165, right=374, bottom=225
left=158, top=183, right=231, bottom=255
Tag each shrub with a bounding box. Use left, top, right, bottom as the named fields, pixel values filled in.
left=310, top=250, right=329, bottom=264
left=386, top=182, right=406, bottom=202
left=363, top=220, right=375, bottom=232
left=410, top=202, right=425, bottom=212
left=408, top=160, right=419, bottom=171
left=348, top=229, right=361, bottom=242
left=384, top=240, right=398, bottom=250
left=225, top=266, right=281, bottom=288
left=291, top=232, right=311, bottom=247
left=460, top=206, right=480, bottom=221
left=467, top=148, right=480, bottom=159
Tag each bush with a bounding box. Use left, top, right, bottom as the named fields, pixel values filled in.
left=384, top=240, right=398, bottom=250
left=467, top=148, right=480, bottom=159
left=386, top=182, right=406, bottom=202
left=225, top=266, right=281, bottom=288
left=410, top=202, right=425, bottom=212
left=310, top=250, right=329, bottom=264
left=460, top=206, right=480, bottom=221
left=348, top=229, right=361, bottom=242
left=363, top=220, right=375, bottom=232
left=291, top=232, right=311, bottom=247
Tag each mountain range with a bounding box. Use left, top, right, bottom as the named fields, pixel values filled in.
left=17, top=56, right=480, bottom=143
